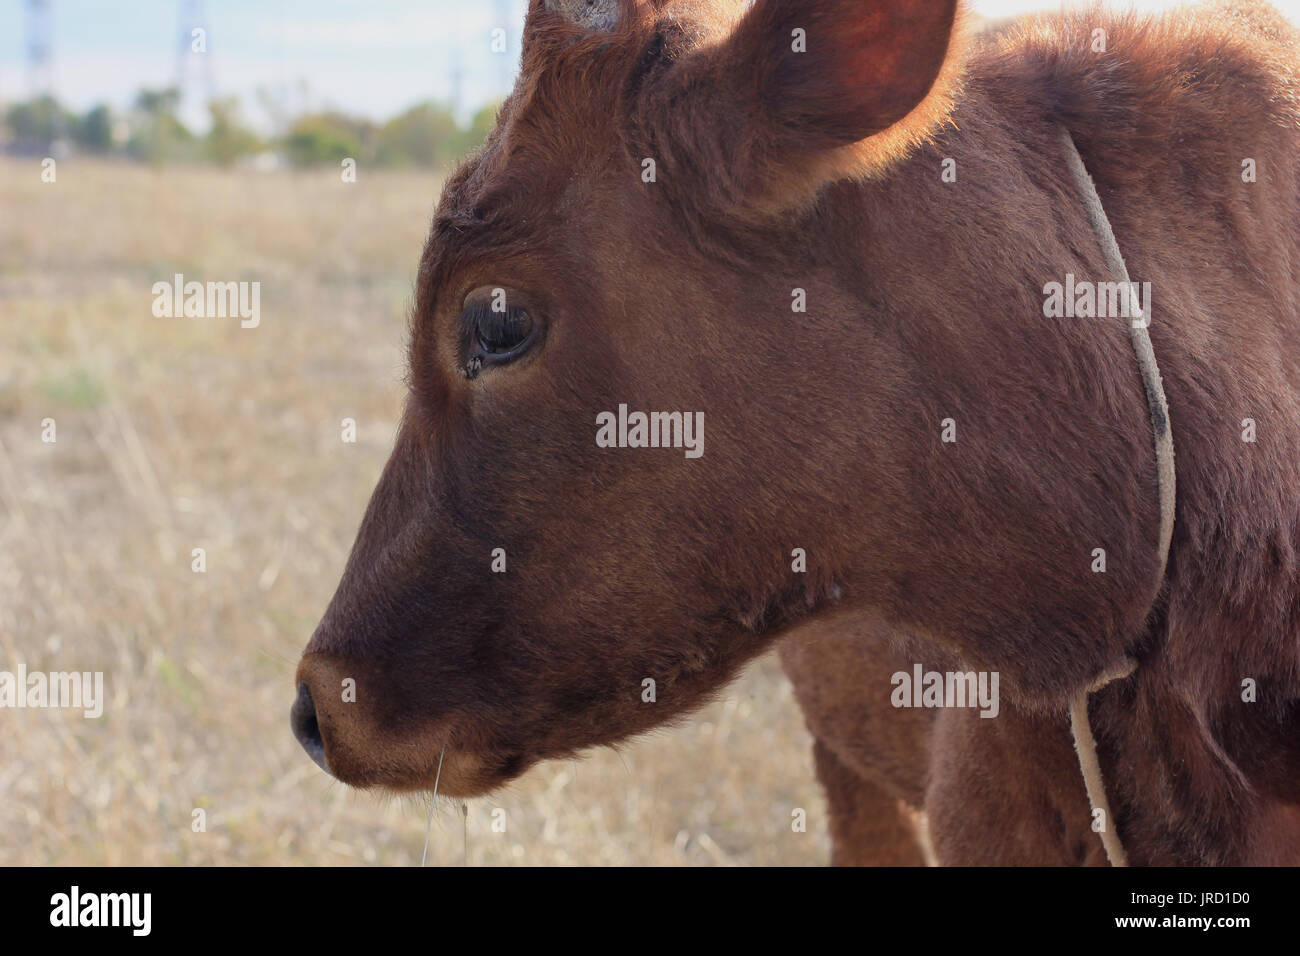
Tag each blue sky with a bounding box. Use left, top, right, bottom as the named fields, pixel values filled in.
left=0, top=0, right=531, bottom=129
left=1, top=0, right=1297, bottom=132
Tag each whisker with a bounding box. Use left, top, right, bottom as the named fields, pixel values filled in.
left=259, top=647, right=298, bottom=669
left=420, top=743, right=447, bottom=868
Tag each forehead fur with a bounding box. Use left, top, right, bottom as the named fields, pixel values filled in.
left=431, top=1, right=735, bottom=236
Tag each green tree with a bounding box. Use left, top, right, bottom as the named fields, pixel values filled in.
left=76, top=105, right=114, bottom=153
left=127, top=87, right=194, bottom=164
left=205, top=97, right=261, bottom=167
left=5, top=96, right=75, bottom=149
left=283, top=112, right=373, bottom=167
left=456, top=102, right=501, bottom=156
left=374, top=101, right=461, bottom=168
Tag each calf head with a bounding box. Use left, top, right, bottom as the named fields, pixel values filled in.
left=293, top=0, right=961, bottom=796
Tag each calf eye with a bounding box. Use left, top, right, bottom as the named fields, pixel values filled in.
left=459, top=288, right=539, bottom=378
left=474, top=305, right=533, bottom=355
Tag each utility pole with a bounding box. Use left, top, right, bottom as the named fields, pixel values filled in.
left=175, top=0, right=216, bottom=115
left=26, top=0, right=55, bottom=99
left=495, top=0, right=514, bottom=95
left=449, top=8, right=465, bottom=122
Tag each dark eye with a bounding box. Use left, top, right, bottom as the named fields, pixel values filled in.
left=474, top=305, right=533, bottom=355
left=459, top=291, right=539, bottom=378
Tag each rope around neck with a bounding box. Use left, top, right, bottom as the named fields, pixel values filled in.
left=1057, top=126, right=1177, bottom=867
left=1068, top=658, right=1138, bottom=866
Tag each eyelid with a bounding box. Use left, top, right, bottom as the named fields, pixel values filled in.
left=462, top=285, right=516, bottom=312
left=456, top=294, right=540, bottom=379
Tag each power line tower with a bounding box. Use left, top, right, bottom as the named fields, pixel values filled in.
left=26, top=0, right=55, bottom=99
left=175, top=0, right=215, bottom=110
left=495, top=0, right=514, bottom=94
left=448, top=10, right=465, bottom=121
left=449, top=54, right=464, bottom=118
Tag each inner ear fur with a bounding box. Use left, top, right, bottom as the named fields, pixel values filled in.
left=640, top=0, right=969, bottom=218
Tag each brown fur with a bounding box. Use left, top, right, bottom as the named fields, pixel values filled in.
left=295, top=0, right=1300, bottom=865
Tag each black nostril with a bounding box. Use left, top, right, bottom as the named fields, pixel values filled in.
left=291, top=683, right=329, bottom=772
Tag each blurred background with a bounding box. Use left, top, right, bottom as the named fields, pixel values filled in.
left=2, top=0, right=1296, bottom=866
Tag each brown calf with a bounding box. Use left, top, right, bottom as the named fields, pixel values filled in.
left=293, top=0, right=1300, bottom=865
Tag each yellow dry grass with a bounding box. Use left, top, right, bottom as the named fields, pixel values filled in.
left=0, top=157, right=826, bottom=865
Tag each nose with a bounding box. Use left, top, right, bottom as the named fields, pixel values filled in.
left=291, top=682, right=329, bottom=772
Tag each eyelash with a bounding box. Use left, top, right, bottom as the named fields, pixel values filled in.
left=459, top=302, right=536, bottom=379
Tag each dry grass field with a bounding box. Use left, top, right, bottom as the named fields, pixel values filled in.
left=0, top=157, right=826, bottom=865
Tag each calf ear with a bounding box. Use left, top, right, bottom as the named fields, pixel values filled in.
left=736, top=0, right=960, bottom=148
left=655, top=0, right=963, bottom=213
